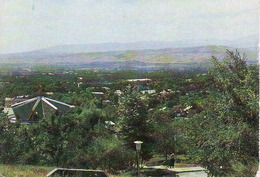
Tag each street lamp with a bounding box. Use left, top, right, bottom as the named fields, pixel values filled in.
left=134, top=141, right=143, bottom=177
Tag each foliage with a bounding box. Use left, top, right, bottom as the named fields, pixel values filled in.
left=0, top=164, right=54, bottom=177
left=0, top=105, right=132, bottom=172
left=182, top=50, right=259, bottom=176
left=85, top=135, right=135, bottom=172
left=0, top=52, right=258, bottom=176
left=117, top=91, right=156, bottom=161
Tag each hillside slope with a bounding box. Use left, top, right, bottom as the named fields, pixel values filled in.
left=0, top=45, right=257, bottom=69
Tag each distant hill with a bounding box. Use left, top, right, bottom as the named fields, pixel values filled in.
left=0, top=44, right=258, bottom=69
left=2, top=34, right=258, bottom=55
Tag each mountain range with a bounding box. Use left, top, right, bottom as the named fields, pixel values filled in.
left=0, top=35, right=258, bottom=69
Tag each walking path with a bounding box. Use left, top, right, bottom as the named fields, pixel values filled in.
left=143, top=165, right=207, bottom=177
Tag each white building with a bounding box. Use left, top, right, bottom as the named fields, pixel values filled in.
left=141, top=90, right=156, bottom=94
left=127, top=78, right=151, bottom=82
left=92, top=92, right=104, bottom=95
left=114, top=90, right=123, bottom=95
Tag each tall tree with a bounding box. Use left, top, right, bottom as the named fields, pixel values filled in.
left=183, top=50, right=259, bottom=176
left=117, top=91, right=155, bottom=161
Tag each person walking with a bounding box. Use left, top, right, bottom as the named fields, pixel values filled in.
left=169, top=153, right=175, bottom=168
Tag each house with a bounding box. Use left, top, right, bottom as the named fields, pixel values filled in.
left=45, top=92, right=54, bottom=95
left=159, top=107, right=167, bottom=111
left=92, top=92, right=105, bottom=99
left=102, top=87, right=110, bottom=91
left=160, top=90, right=168, bottom=95
left=105, top=121, right=115, bottom=126
left=3, top=107, right=16, bottom=123
left=92, top=92, right=104, bottom=95
left=184, top=106, right=193, bottom=112
left=0, top=82, right=10, bottom=87
left=167, top=89, right=173, bottom=93
left=114, top=90, right=123, bottom=96
left=127, top=78, right=151, bottom=82
left=126, top=79, right=152, bottom=90
left=104, top=121, right=117, bottom=133
left=172, top=105, right=191, bottom=118
left=141, top=90, right=156, bottom=94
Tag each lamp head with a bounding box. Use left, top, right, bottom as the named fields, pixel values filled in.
left=134, top=141, right=143, bottom=151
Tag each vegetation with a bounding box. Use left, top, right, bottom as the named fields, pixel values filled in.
left=182, top=50, right=259, bottom=176
left=0, top=164, right=53, bottom=177
left=0, top=50, right=258, bottom=176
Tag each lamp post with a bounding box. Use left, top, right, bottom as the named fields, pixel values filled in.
left=134, top=141, right=143, bottom=177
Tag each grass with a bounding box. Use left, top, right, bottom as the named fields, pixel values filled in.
left=0, top=154, right=198, bottom=176
left=0, top=164, right=129, bottom=177
left=145, top=154, right=197, bottom=167
left=0, top=164, right=54, bottom=177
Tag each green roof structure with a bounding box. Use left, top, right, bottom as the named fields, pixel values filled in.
left=11, top=96, right=74, bottom=122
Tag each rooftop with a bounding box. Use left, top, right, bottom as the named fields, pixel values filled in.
left=11, top=96, right=74, bottom=122
left=127, top=78, right=151, bottom=82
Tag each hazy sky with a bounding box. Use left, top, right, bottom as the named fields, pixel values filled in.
left=0, top=0, right=258, bottom=54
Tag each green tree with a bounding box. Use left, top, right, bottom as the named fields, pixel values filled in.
left=117, top=91, right=155, bottom=161
left=149, top=109, right=175, bottom=161
left=183, top=50, right=259, bottom=176
left=85, top=134, right=135, bottom=172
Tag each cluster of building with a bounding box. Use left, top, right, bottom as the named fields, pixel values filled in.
left=1, top=76, right=195, bottom=123
left=0, top=68, right=78, bottom=79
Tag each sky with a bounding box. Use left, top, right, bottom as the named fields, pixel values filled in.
left=0, top=0, right=259, bottom=54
